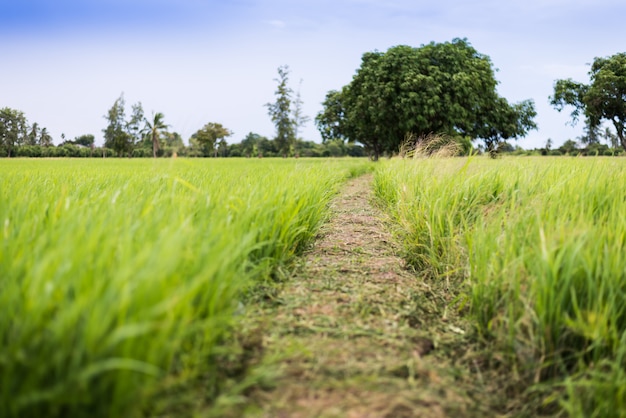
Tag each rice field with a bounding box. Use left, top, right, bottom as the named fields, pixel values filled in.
left=374, top=156, right=626, bottom=416
left=3, top=156, right=625, bottom=417
left=0, top=158, right=372, bottom=417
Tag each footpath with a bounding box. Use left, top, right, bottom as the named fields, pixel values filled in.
left=240, top=174, right=492, bottom=418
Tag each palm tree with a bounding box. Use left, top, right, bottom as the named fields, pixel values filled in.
left=143, top=112, right=168, bottom=158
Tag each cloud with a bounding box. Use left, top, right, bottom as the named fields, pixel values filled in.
left=266, top=19, right=286, bottom=29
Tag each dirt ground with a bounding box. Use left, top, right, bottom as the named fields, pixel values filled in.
left=238, top=174, right=501, bottom=418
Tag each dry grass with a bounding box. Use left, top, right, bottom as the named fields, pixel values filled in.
left=399, top=133, right=462, bottom=159
left=227, top=174, right=502, bottom=417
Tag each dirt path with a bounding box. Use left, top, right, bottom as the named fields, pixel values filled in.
left=242, top=174, right=489, bottom=417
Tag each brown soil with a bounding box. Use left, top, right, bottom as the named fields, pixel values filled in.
left=239, top=174, right=494, bottom=418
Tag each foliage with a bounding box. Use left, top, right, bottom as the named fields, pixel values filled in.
left=189, top=122, right=232, bottom=157
left=237, top=132, right=266, bottom=157
left=0, top=158, right=371, bottom=417
left=103, top=94, right=135, bottom=157
left=374, top=157, right=626, bottom=416
left=143, top=112, right=168, bottom=158
left=551, top=52, right=626, bottom=151
left=560, top=139, right=580, bottom=155
left=73, top=134, right=95, bottom=147
left=0, top=107, right=29, bottom=157
left=315, top=89, right=348, bottom=144
left=266, top=65, right=296, bottom=157
left=317, top=39, right=537, bottom=160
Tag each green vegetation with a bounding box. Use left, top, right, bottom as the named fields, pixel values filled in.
left=374, top=157, right=626, bottom=416
left=315, top=38, right=537, bottom=160
left=0, top=158, right=372, bottom=418
left=551, top=52, right=626, bottom=152
left=266, top=65, right=297, bottom=158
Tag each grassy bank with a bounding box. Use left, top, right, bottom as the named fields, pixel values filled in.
left=0, top=158, right=371, bottom=417
left=374, top=157, right=626, bottom=416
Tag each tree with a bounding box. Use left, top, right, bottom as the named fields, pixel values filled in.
left=292, top=79, right=310, bottom=140
left=161, top=132, right=184, bottom=156
left=73, top=134, right=95, bottom=147
left=545, top=138, right=553, bottom=151
left=315, top=89, right=349, bottom=143
left=604, top=127, right=619, bottom=149
left=39, top=128, right=53, bottom=147
left=143, top=112, right=168, bottom=158
left=127, top=103, right=145, bottom=146
left=559, top=139, right=579, bottom=155
left=103, top=94, right=130, bottom=156
left=240, top=132, right=264, bottom=157
left=266, top=65, right=295, bottom=157
left=551, top=52, right=626, bottom=152
left=316, top=39, right=537, bottom=160
left=190, top=122, right=232, bottom=157
left=27, top=122, right=40, bottom=146
left=103, top=94, right=144, bottom=157
left=0, top=107, right=29, bottom=157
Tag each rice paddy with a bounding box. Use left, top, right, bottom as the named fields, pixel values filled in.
left=2, top=156, right=625, bottom=417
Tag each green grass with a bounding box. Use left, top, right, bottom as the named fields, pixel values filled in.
left=0, top=157, right=372, bottom=418
left=374, top=156, right=626, bottom=416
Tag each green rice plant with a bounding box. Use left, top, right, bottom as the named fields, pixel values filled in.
left=0, top=158, right=371, bottom=418
left=374, top=156, right=626, bottom=415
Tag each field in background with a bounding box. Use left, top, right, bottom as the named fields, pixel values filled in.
left=374, top=157, right=626, bottom=416
left=0, top=158, right=372, bottom=417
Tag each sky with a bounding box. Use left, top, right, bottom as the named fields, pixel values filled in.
left=2, top=0, right=625, bottom=149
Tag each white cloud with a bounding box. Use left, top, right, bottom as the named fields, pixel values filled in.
left=266, top=19, right=286, bottom=29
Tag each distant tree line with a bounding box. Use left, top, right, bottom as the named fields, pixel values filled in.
left=3, top=40, right=626, bottom=159
left=0, top=97, right=365, bottom=158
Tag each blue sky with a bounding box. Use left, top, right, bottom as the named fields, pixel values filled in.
left=2, top=0, right=625, bottom=148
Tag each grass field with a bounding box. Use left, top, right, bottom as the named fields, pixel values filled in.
left=0, top=158, right=372, bottom=417
left=374, top=156, right=626, bottom=416
left=2, top=156, right=625, bottom=417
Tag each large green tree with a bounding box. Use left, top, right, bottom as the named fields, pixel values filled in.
left=316, top=39, right=536, bottom=160
left=550, top=52, right=626, bottom=151
left=0, top=107, right=29, bottom=157
left=190, top=122, right=232, bottom=157
left=143, top=112, right=168, bottom=158
left=266, top=65, right=295, bottom=157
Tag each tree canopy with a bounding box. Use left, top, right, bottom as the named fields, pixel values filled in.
left=316, top=38, right=537, bottom=160
left=551, top=52, right=626, bottom=151
left=0, top=107, right=28, bottom=157
left=190, top=122, right=233, bottom=157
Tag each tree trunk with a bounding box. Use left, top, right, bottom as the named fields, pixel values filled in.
left=612, top=120, right=626, bottom=152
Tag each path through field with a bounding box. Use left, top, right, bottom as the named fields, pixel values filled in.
left=243, top=174, right=491, bottom=417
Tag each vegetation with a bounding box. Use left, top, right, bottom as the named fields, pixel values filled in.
left=0, top=158, right=371, bottom=418
left=374, top=157, right=626, bottom=416
left=143, top=112, right=168, bottom=158
left=551, top=52, right=626, bottom=152
left=0, top=107, right=30, bottom=157
left=189, top=122, right=233, bottom=158
left=316, top=39, right=537, bottom=160
left=265, top=65, right=297, bottom=157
